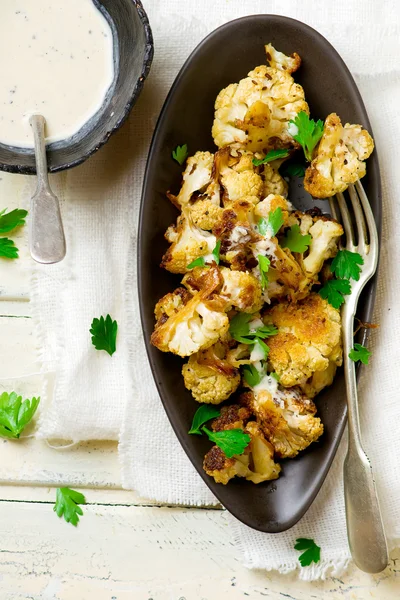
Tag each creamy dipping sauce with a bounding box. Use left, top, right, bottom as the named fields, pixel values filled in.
left=0, top=0, right=114, bottom=148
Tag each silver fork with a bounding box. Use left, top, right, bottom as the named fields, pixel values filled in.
left=329, top=181, right=388, bottom=573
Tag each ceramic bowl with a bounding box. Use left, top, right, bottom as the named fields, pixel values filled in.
left=0, top=0, right=153, bottom=174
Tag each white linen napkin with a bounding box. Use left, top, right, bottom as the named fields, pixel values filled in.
left=28, top=0, right=400, bottom=579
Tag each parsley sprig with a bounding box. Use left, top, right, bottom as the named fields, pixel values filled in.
left=0, top=392, right=40, bottom=439
left=349, top=343, right=371, bottom=365
left=54, top=488, right=86, bottom=527
left=257, top=255, right=270, bottom=290
left=188, top=405, right=250, bottom=458
left=186, top=241, right=221, bottom=269
left=172, top=144, right=188, bottom=166
left=294, top=538, right=321, bottom=567
left=282, top=224, right=311, bottom=253
left=229, top=313, right=278, bottom=345
left=252, top=149, right=289, bottom=167
left=280, top=161, right=306, bottom=178
left=289, top=111, right=324, bottom=162
left=90, top=314, right=118, bottom=356
left=0, top=208, right=28, bottom=234
left=319, top=278, right=351, bottom=309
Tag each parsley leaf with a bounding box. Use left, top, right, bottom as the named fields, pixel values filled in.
left=0, top=208, right=28, bottom=234
left=349, top=343, right=371, bottom=365
left=54, top=488, right=86, bottom=527
left=270, top=372, right=280, bottom=382
left=258, top=254, right=270, bottom=290
left=0, top=238, right=19, bottom=259
left=229, top=312, right=253, bottom=343
left=0, top=392, right=40, bottom=439
left=319, top=278, right=351, bottom=309
left=258, top=207, right=284, bottom=238
left=90, top=314, right=118, bottom=356
left=282, top=224, right=312, bottom=253
left=289, top=111, right=324, bottom=162
left=280, top=162, right=306, bottom=178
left=242, top=364, right=262, bottom=387
left=189, top=405, right=221, bottom=435
left=294, top=538, right=321, bottom=567
left=186, top=256, right=206, bottom=269
left=253, top=324, right=278, bottom=338
left=331, top=250, right=364, bottom=282
left=252, top=149, right=289, bottom=167
left=212, top=240, right=221, bottom=265
left=172, top=144, right=188, bottom=166
left=202, top=426, right=251, bottom=458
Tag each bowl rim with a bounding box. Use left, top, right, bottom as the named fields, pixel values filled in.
left=0, top=0, right=154, bottom=175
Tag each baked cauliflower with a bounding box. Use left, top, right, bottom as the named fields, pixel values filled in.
left=171, top=151, right=214, bottom=208
left=203, top=406, right=280, bottom=484
left=264, top=293, right=342, bottom=387
left=260, top=161, right=289, bottom=198
left=286, top=209, right=343, bottom=277
left=220, top=267, right=263, bottom=312
left=304, top=113, right=374, bottom=198
left=212, top=45, right=308, bottom=153
left=190, top=199, right=224, bottom=230
left=247, top=386, right=323, bottom=458
left=182, top=343, right=241, bottom=404
left=264, top=43, right=302, bottom=73
left=151, top=267, right=229, bottom=357
left=161, top=210, right=217, bottom=274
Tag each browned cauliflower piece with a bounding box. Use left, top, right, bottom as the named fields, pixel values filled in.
left=170, top=151, right=214, bottom=208
left=154, top=287, right=192, bottom=325
left=190, top=199, right=224, bottom=230
left=300, top=360, right=338, bottom=399
left=264, top=43, right=301, bottom=73
left=151, top=267, right=229, bottom=357
left=212, top=147, right=264, bottom=206
left=264, top=293, right=342, bottom=387
left=161, top=210, right=218, bottom=274
left=304, top=113, right=374, bottom=198
left=249, top=386, right=323, bottom=458
left=254, top=194, right=293, bottom=228
left=182, top=342, right=241, bottom=404
left=260, top=161, right=289, bottom=198
left=212, top=45, right=309, bottom=153
left=203, top=406, right=280, bottom=484
left=286, top=209, right=343, bottom=277
left=220, top=267, right=263, bottom=313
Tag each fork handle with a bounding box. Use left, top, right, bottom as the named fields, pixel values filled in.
left=342, top=305, right=388, bottom=573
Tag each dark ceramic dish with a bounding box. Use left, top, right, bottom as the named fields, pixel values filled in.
left=138, top=15, right=381, bottom=532
left=0, top=0, right=153, bottom=175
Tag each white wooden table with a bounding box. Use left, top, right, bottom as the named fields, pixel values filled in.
left=0, top=172, right=399, bottom=599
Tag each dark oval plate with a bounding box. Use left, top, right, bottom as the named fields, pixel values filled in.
left=138, top=15, right=381, bottom=532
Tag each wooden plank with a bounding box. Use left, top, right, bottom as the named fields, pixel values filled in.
left=0, top=500, right=398, bottom=599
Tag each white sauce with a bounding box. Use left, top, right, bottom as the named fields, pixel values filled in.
left=0, top=0, right=114, bottom=148
left=253, top=374, right=279, bottom=396
left=230, top=225, right=251, bottom=245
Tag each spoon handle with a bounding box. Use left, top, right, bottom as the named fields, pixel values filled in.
left=29, top=115, right=66, bottom=264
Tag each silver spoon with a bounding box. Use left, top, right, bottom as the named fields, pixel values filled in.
left=29, top=115, right=66, bottom=264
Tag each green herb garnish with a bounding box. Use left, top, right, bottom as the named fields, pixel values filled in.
left=172, top=144, right=189, bottom=166
left=252, top=149, right=289, bottom=167
left=202, top=426, right=251, bottom=458
left=331, top=250, right=364, bottom=282
left=319, top=278, right=352, bottom=309
left=281, top=224, right=311, bottom=253
left=0, top=238, right=19, bottom=259
left=54, top=488, right=86, bottom=527
left=189, top=405, right=221, bottom=435
left=90, top=314, right=118, bottom=356
left=0, top=392, right=40, bottom=439
left=349, top=343, right=371, bottom=365
left=289, top=111, right=324, bottom=162
left=0, top=208, right=28, bottom=234
left=294, top=538, right=321, bottom=567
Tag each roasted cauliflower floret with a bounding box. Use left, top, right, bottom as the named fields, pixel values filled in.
left=161, top=210, right=217, bottom=274
left=190, top=199, right=224, bottom=230
left=203, top=445, right=251, bottom=484
left=203, top=406, right=280, bottom=484
left=300, top=360, right=337, bottom=399
left=220, top=267, right=263, bottom=312
left=154, top=287, right=192, bottom=325
left=286, top=209, right=343, bottom=277
left=182, top=345, right=241, bottom=404
left=304, top=113, right=374, bottom=198
left=250, top=387, right=323, bottom=458
left=212, top=46, right=309, bottom=153
left=172, top=151, right=214, bottom=207
left=264, top=293, right=342, bottom=387
left=151, top=267, right=229, bottom=357
left=254, top=194, right=293, bottom=229
left=212, top=147, right=264, bottom=206
left=261, top=162, right=289, bottom=198
left=265, top=43, right=301, bottom=74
